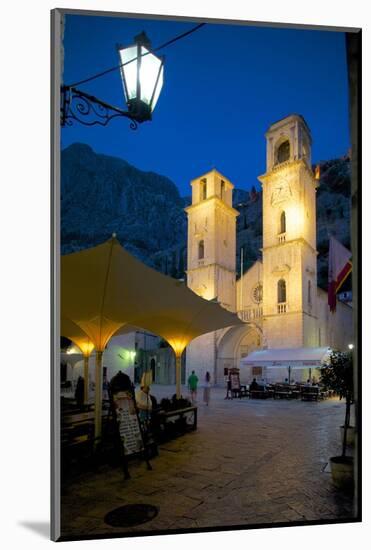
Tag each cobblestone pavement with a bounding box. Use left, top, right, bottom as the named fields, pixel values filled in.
left=60, top=386, right=357, bottom=539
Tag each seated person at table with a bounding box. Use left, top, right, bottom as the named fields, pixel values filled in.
left=249, top=378, right=259, bottom=391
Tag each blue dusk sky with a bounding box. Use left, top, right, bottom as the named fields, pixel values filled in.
left=61, top=14, right=350, bottom=196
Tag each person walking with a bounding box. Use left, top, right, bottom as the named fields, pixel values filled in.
left=188, top=370, right=199, bottom=404
left=203, top=371, right=211, bottom=406
left=224, top=371, right=232, bottom=399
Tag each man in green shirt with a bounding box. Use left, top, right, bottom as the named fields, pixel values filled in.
left=188, top=370, right=199, bottom=404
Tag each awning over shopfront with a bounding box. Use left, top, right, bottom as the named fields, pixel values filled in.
left=241, top=347, right=331, bottom=368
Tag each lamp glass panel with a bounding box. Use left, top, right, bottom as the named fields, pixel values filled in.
left=119, top=45, right=138, bottom=100
left=151, top=65, right=164, bottom=110
left=140, top=47, right=163, bottom=108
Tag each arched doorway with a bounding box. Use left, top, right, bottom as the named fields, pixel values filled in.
left=216, top=324, right=262, bottom=384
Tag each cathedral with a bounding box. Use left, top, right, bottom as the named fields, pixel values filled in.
left=185, top=114, right=353, bottom=385
left=62, top=114, right=353, bottom=390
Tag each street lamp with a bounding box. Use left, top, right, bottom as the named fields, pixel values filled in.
left=118, top=32, right=164, bottom=123
left=348, top=344, right=354, bottom=350
left=61, top=31, right=164, bottom=129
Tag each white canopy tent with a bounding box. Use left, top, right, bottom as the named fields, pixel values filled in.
left=240, top=347, right=331, bottom=383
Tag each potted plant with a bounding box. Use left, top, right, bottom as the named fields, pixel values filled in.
left=320, top=350, right=354, bottom=491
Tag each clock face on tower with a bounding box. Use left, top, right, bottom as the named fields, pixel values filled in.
left=251, top=283, right=263, bottom=304
left=270, top=176, right=292, bottom=206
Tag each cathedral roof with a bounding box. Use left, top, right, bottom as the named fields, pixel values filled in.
left=266, top=114, right=312, bottom=137
left=190, top=168, right=234, bottom=188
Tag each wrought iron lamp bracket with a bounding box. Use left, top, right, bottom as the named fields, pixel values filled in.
left=60, top=86, right=144, bottom=129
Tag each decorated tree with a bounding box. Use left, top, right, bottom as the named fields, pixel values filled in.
left=320, top=350, right=354, bottom=456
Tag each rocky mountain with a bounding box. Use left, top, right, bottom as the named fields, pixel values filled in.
left=61, top=143, right=351, bottom=290
left=61, top=143, right=187, bottom=263
left=315, top=157, right=352, bottom=289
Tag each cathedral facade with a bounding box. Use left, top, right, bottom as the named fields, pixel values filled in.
left=185, top=114, right=353, bottom=385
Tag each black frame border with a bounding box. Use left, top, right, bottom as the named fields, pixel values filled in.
left=51, top=8, right=362, bottom=542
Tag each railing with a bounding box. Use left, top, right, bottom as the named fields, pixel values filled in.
left=278, top=232, right=286, bottom=243
left=277, top=303, right=287, bottom=314
left=238, top=307, right=263, bottom=322
left=198, top=259, right=205, bottom=266
left=272, top=159, right=291, bottom=171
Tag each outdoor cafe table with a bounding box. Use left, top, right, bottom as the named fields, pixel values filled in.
left=273, top=384, right=298, bottom=399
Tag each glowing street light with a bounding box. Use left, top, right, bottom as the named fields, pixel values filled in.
left=61, top=32, right=164, bottom=128
left=118, top=32, right=164, bottom=123
left=348, top=344, right=354, bottom=350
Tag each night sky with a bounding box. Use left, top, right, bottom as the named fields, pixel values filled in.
left=62, top=14, right=350, bottom=196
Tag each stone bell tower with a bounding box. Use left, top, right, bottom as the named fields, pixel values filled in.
left=185, top=169, right=239, bottom=311
left=258, top=114, right=319, bottom=348
left=185, top=169, right=239, bottom=383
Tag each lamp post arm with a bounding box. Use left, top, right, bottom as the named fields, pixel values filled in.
left=61, top=86, right=144, bottom=129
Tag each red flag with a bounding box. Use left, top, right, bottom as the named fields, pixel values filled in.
left=328, top=236, right=352, bottom=312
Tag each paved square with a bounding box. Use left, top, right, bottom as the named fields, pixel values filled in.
left=61, top=386, right=356, bottom=538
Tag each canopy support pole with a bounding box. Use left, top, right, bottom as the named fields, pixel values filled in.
left=175, top=354, right=182, bottom=398
left=83, top=355, right=89, bottom=404
left=94, top=350, right=103, bottom=443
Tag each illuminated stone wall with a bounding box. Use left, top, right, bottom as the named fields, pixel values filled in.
left=65, top=333, right=136, bottom=390
left=185, top=169, right=239, bottom=382
left=184, top=115, right=353, bottom=386
left=235, top=260, right=263, bottom=312
left=102, top=333, right=137, bottom=381
left=186, top=331, right=217, bottom=386
left=259, top=115, right=318, bottom=349
left=185, top=169, right=238, bottom=311
left=234, top=115, right=353, bottom=355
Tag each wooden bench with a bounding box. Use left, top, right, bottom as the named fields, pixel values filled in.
left=154, top=406, right=197, bottom=441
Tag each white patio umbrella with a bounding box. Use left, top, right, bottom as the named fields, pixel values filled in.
left=61, top=237, right=243, bottom=439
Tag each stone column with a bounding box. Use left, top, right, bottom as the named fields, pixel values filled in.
left=83, top=355, right=89, bottom=404
left=94, top=350, right=103, bottom=442
left=175, top=354, right=182, bottom=398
